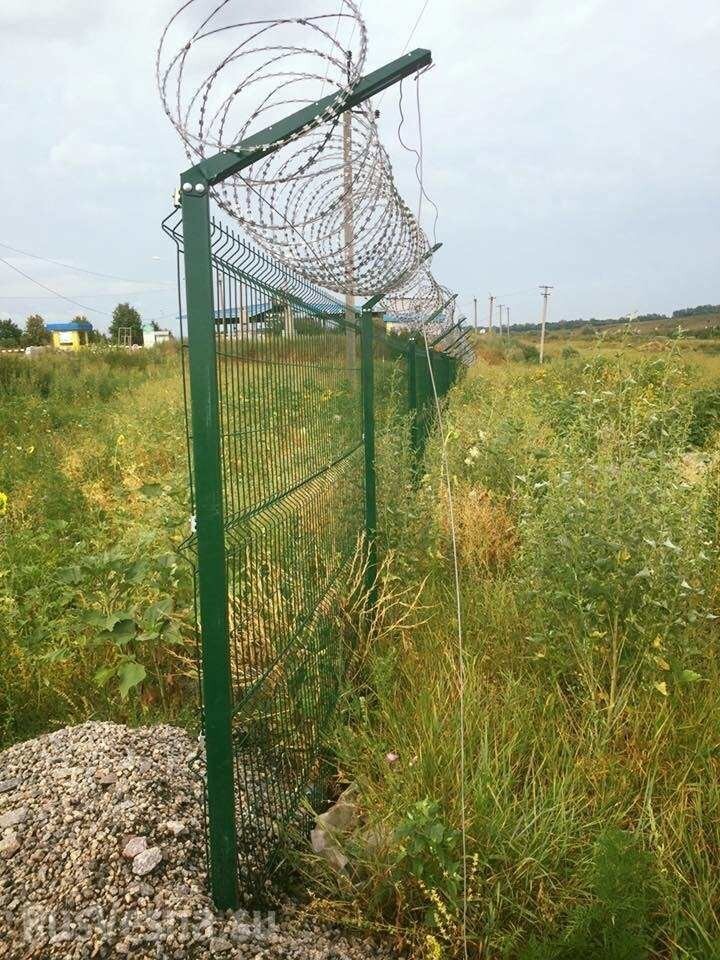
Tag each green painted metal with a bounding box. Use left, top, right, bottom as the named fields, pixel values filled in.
left=361, top=306, right=378, bottom=606
left=167, top=39, right=474, bottom=911
left=180, top=188, right=239, bottom=911
left=183, top=50, right=432, bottom=187
left=426, top=301, right=460, bottom=346
left=429, top=316, right=466, bottom=348
left=407, top=337, right=420, bottom=463
left=169, top=198, right=464, bottom=901
left=167, top=203, right=367, bottom=903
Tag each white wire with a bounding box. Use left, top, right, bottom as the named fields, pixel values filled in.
left=414, top=66, right=469, bottom=960
left=421, top=327, right=469, bottom=960
left=377, top=0, right=432, bottom=107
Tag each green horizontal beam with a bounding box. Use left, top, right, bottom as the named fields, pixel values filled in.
left=183, top=49, right=432, bottom=188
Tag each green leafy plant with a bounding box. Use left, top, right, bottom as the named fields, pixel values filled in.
left=89, top=598, right=185, bottom=701
left=395, top=799, right=462, bottom=919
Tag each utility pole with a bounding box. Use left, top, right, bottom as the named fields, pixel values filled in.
left=505, top=305, right=511, bottom=341
left=488, top=294, right=495, bottom=333
left=343, top=53, right=356, bottom=377
left=473, top=297, right=478, bottom=330
left=496, top=302, right=503, bottom=335
left=539, top=285, right=553, bottom=364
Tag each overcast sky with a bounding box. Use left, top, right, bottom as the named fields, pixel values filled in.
left=1, top=0, right=718, bottom=333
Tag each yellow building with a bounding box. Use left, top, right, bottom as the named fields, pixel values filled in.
left=46, top=320, right=93, bottom=350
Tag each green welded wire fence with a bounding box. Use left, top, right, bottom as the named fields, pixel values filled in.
left=163, top=204, right=465, bottom=908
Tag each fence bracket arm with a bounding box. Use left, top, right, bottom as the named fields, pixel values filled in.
left=181, top=49, right=432, bottom=188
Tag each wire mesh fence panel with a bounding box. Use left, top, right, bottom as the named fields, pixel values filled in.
left=164, top=201, right=465, bottom=906
left=411, top=346, right=461, bottom=463
left=156, top=6, right=471, bottom=907
left=165, top=207, right=365, bottom=902
left=413, top=346, right=436, bottom=460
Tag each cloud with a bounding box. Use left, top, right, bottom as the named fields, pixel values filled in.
left=1, top=0, right=719, bottom=328
left=47, top=134, right=144, bottom=182
left=0, top=0, right=104, bottom=39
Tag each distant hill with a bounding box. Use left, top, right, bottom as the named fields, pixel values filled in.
left=509, top=304, right=720, bottom=339
left=673, top=304, right=720, bottom=319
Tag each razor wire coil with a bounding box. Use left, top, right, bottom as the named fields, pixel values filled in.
left=157, top=0, right=463, bottom=332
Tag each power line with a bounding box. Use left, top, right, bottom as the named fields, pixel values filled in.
left=0, top=257, right=177, bottom=324
left=497, top=287, right=539, bottom=300
left=0, top=240, right=172, bottom=288
left=320, top=2, right=350, bottom=98
left=394, top=68, right=440, bottom=245
left=403, top=0, right=431, bottom=53
left=378, top=0, right=433, bottom=107
left=0, top=292, right=170, bottom=301
left=0, top=257, right=111, bottom=316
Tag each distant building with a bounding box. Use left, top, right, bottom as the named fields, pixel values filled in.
left=142, top=324, right=171, bottom=348
left=181, top=302, right=289, bottom=335
left=46, top=320, right=93, bottom=350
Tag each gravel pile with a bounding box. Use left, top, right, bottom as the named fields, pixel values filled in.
left=0, top=722, right=391, bottom=960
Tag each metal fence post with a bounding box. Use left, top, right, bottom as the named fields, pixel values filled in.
left=439, top=354, right=449, bottom=398
left=407, top=336, right=420, bottom=465
left=361, top=306, right=378, bottom=605
left=181, top=181, right=239, bottom=911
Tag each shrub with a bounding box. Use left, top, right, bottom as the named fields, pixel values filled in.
left=688, top=388, right=720, bottom=447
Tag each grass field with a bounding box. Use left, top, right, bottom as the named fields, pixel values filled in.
left=318, top=333, right=720, bottom=958
left=3, top=332, right=720, bottom=957
left=0, top=347, right=196, bottom=743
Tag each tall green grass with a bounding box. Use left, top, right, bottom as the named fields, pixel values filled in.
left=5, top=341, right=720, bottom=956
left=0, top=346, right=196, bottom=744
left=309, top=348, right=720, bottom=958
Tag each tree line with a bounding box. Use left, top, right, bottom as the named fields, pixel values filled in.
left=508, top=303, right=720, bottom=334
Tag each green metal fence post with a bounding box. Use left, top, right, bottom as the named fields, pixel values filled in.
left=433, top=351, right=443, bottom=398
left=407, top=336, right=420, bottom=465
left=440, top=354, right=450, bottom=397
left=180, top=179, right=239, bottom=911
left=361, top=306, right=378, bottom=605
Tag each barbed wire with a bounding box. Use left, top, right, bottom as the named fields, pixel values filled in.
left=157, top=0, right=454, bottom=322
